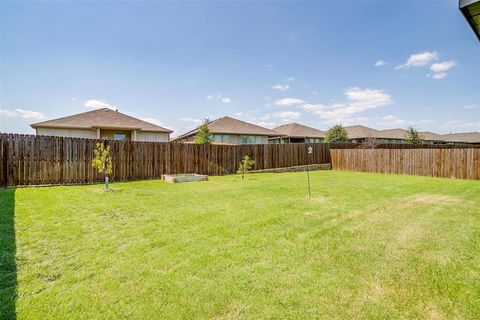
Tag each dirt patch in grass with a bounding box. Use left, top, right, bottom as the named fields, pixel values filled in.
left=311, top=195, right=328, bottom=203
left=211, top=303, right=247, bottom=319
left=407, top=194, right=461, bottom=204
left=364, top=280, right=394, bottom=302
left=91, top=188, right=122, bottom=193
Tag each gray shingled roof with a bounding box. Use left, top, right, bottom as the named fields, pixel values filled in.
left=174, top=116, right=279, bottom=140
left=30, top=108, right=172, bottom=133
left=344, top=125, right=381, bottom=139
left=443, top=132, right=480, bottom=143
left=273, top=123, right=326, bottom=138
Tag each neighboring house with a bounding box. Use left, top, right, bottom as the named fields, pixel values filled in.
left=344, top=125, right=447, bottom=144
left=443, top=132, right=480, bottom=145
left=344, top=125, right=381, bottom=143
left=459, top=0, right=480, bottom=40
left=269, top=123, right=325, bottom=143
left=172, top=116, right=279, bottom=144
left=31, top=108, right=172, bottom=142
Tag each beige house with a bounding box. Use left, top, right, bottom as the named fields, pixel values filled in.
left=173, top=116, right=279, bottom=144
left=345, top=125, right=448, bottom=144
left=269, top=123, right=326, bottom=143
left=31, top=108, right=172, bottom=142
left=443, top=132, right=480, bottom=145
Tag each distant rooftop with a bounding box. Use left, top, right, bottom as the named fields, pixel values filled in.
left=31, top=108, right=172, bottom=133
left=173, top=116, right=279, bottom=140
left=272, top=123, right=325, bottom=138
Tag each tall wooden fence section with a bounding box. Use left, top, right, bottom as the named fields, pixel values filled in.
left=0, top=134, right=355, bottom=187
left=2, top=133, right=479, bottom=186
left=331, top=148, right=480, bottom=180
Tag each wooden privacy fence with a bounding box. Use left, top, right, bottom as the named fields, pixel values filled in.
left=331, top=148, right=480, bottom=180
left=1, top=134, right=355, bottom=187
left=2, top=133, right=478, bottom=186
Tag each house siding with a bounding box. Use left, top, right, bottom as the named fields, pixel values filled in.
left=136, top=131, right=170, bottom=142
left=36, top=128, right=97, bottom=139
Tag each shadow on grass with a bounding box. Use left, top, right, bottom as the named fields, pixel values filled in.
left=0, top=188, right=16, bottom=319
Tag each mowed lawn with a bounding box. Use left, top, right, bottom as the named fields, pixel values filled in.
left=1, top=171, right=479, bottom=319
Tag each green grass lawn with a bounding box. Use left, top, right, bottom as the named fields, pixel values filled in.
left=1, top=171, right=479, bottom=319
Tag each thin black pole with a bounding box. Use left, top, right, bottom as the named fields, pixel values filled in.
left=306, top=139, right=311, bottom=198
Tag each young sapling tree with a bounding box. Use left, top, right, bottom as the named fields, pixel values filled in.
left=238, top=155, right=255, bottom=180
left=404, top=126, right=424, bottom=144
left=92, top=142, right=113, bottom=190
left=194, top=119, right=213, bottom=144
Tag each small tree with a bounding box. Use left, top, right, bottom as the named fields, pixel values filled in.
left=92, top=142, right=113, bottom=190
left=238, top=155, right=255, bottom=180
left=404, top=126, right=424, bottom=144
left=194, top=119, right=213, bottom=144
left=324, top=124, right=349, bottom=143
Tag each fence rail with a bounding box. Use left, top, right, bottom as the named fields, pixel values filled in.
left=1, top=133, right=479, bottom=186
left=331, top=148, right=480, bottom=180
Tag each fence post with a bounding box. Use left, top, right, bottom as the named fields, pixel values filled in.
left=1, top=135, right=8, bottom=187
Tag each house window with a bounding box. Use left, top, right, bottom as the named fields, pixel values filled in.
left=114, top=133, right=127, bottom=141
left=213, top=134, right=232, bottom=143
left=240, top=135, right=262, bottom=144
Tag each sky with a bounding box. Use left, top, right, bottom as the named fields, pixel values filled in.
left=1, top=1, right=479, bottom=136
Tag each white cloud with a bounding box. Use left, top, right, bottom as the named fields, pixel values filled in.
left=271, top=84, right=290, bottom=92
left=206, top=93, right=232, bottom=104
left=431, top=72, right=447, bottom=80
left=441, top=120, right=480, bottom=130
left=285, top=76, right=295, bottom=81
left=376, top=115, right=407, bottom=126
left=0, top=108, right=46, bottom=120
left=141, top=118, right=163, bottom=126
left=345, top=87, right=392, bottom=109
left=395, top=50, right=438, bottom=69
left=255, top=121, right=276, bottom=128
left=274, top=98, right=306, bottom=107
left=463, top=104, right=478, bottom=110
left=375, top=60, right=387, bottom=67
left=375, top=115, right=435, bottom=127
left=180, top=117, right=202, bottom=123
left=273, top=111, right=300, bottom=121
left=84, top=99, right=116, bottom=110
left=0, top=109, right=17, bottom=117
left=430, top=60, right=457, bottom=73
left=141, top=118, right=173, bottom=130
left=302, top=87, right=393, bottom=124
left=426, top=60, right=457, bottom=80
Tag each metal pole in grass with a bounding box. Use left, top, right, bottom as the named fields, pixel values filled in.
left=306, top=143, right=313, bottom=198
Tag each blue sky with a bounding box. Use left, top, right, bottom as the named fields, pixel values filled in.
left=1, top=1, right=479, bottom=136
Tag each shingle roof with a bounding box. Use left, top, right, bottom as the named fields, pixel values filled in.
left=30, top=108, right=172, bottom=133
left=272, top=123, right=326, bottom=138
left=419, top=131, right=445, bottom=141
left=443, top=132, right=480, bottom=143
left=379, top=128, right=407, bottom=139
left=174, top=116, right=279, bottom=140
left=344, top=125, right=381, bottom=139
